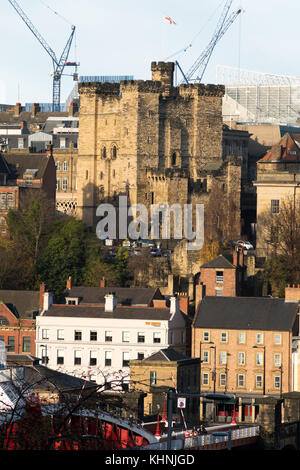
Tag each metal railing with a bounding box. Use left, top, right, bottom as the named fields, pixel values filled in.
left=127, top=426, right=260, bottom=450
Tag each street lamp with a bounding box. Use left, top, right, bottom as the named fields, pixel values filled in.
left=253, top=345, right=266, bottom=395
left=210, top=344, right=216, bottom=394
left=199, top=341, right=203, bottom=394
left=279, top=364, right=283, bottom=398
left=200, top=340, right=215, bottom=393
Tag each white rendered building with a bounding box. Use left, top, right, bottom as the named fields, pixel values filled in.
left=35, top=292, right=189, bottom=389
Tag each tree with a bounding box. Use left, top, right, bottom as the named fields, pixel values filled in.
left=6, top=191, right=54, bottom=265
left=259, top=197, right=300, bottom=296
left=36, top=218, right=86, bottom=298
left=204, top=181, right=240, bottom=245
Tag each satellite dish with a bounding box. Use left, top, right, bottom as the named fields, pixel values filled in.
left=0, top=340, right=7, bottom=369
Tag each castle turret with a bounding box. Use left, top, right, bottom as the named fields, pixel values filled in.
left=151, top=62, right=174, bottom=89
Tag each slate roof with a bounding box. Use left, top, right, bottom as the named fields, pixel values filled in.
left=43, top=304, right=173, bottom=321
left=259, top=133, right=300, bottom=163
left=201, top=254, right=235, bottom=269
left=141, top=348, right=187, bottom=362
left=66, top=286, right=163, bottom=306
left=193, top=296, right=298, bottom=332
left=23, top=365, right=96, bottom=393
left=5, top=154, right=50, bottom=180
left=0, top=290, right=40, bottom=319
left=6, top=355, right=96, bottom=393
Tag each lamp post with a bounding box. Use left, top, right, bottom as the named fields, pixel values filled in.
left=253, top=345, right=266, bottom=395
left=210, top=344, right=216, bottom=394
left=199, top=341, right=203, bottom=395
left=279, top=364, right=283, bottom=398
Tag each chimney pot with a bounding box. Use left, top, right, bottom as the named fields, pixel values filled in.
left=66, top=276, right=72, bottom=290
left=105, top=293, right=117, bottom=312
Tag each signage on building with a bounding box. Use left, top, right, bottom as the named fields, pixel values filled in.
left=177, top=398, right=186, bottom=409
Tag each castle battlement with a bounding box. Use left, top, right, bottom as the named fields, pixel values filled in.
left=146, top=167, right=189, bottom=180
left=120, top=80, right=162, bottom=93
left=179, top=83, right=225, bottom=98
left=78, top=82, right=120, bottom=96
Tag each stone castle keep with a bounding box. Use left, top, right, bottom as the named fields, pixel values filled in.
left=76, top=61, right=241, bottom=240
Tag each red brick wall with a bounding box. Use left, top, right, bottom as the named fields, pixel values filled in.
left=199, top=267, right=237, bottom=297
left=0, top=303, right=36, bottom=355
left=192, top=327, right=293, bottom=395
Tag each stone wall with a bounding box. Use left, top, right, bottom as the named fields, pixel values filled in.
left=76, top=61, right=241, bottom=256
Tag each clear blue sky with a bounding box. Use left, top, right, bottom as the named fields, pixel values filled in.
left=1, top=0, right=299, bottom=105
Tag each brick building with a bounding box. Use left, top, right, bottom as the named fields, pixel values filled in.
left=0, top=147, right=56, bottom=235
left=130, top=347, right=187, bottom=416
left=254, top=133, right=300, bottom=257
left=194, top=250, right=247, bottom=311
left=0, top=104, right=79, bottom=217
left=192, top=296, right=299, bottom=403
left=0, top=289, right=41, bottom=355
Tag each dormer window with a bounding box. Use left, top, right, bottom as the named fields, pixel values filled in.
left=66, top=297, right=79, bottom=305
left=24, top=175, right=33, bottom=186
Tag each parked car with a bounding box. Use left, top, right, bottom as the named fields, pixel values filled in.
left=236, top=240, right=254, bottom=250
left=139, top=239, right=156, bottom=248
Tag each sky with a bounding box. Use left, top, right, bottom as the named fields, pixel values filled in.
left=1, top=0, right=300, bottom=105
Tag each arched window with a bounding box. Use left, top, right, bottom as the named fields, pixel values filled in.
left=171, top=152, right=177, bottom=166
left=112, top=146, right=117, bottom=159
left=102, top=147, right=107, bottom=159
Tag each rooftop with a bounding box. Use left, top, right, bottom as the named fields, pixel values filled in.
left=66, top=286, right=164, bottom=306
left=201, top=254, right=235, bottom=269
left=0, top=290, right=40, bottom=319
left=193, top=296, right=298, bottom=332
left=259, top=133, right=300, bottom=163
left=42, top=304, right=176, bottom=322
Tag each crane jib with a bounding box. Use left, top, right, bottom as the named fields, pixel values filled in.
left=8, top=0, right=78, bottom=111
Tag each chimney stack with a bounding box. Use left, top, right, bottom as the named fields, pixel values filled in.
left=14, top=103, right=22, bottom=117
left=179, top=295, right=189, bottom=315
left=66, top=276, right=72, bottom=290
left=68, top=101, right=78, bottom=116
left=195, top=282, right=206, bottom=311
left=46, top=142, right=53, bottom=158
left=43, top=292, right=53, bottom=311
left=39, top=282, right=46, bottom=310
left=104, top=293, right=117, bottom=312
left=238, top=247, right=244, bottom=266
left=32, top=103, right=40, bottom=117
left=233, top=248, right=238, bottom=266
left=170, top=296, right=179, bottom=315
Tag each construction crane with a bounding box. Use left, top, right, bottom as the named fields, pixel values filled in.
left=178, top=0, right=241, bottom=84
left=8, top=0, right=79, bottom=112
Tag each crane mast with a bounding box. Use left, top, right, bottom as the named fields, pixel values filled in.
left=8, top=0, right=78, bottom=112
left=178, top=0, right=241, bottom=84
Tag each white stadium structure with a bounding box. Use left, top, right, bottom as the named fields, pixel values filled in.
left=218, top=65, right=300, bottom=125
